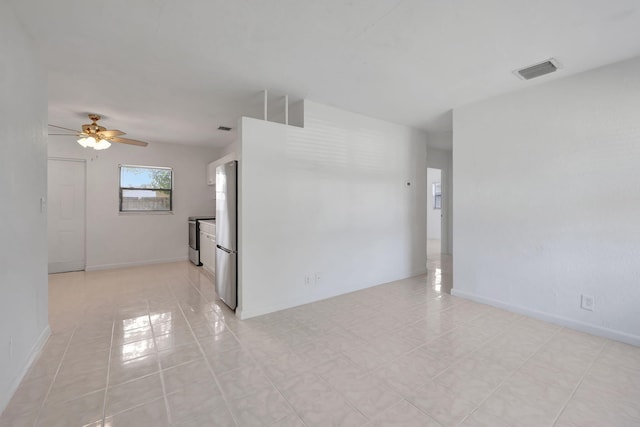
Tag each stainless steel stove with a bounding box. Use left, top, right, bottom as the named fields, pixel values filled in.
left=188, top=216, right=215, bottom=265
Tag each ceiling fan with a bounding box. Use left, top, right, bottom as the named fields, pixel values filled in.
left=48, top=114, right=149, bottom=150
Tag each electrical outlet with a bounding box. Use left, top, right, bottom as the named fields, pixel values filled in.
left=581, top=294, right=595, bottom=311
left=315, top=272, right=321, bottom=285
left=9, top=336, right=13, bottom=359
left=305, top=275, right=312, bottom=285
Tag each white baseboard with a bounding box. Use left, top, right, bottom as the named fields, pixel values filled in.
left=238, top=270, right=429, bottom=320
left=85, top=256, right=189, bottom=271
left=0, top=325, right=51, bottom=414
left=451, top=288, right=640, bottom=347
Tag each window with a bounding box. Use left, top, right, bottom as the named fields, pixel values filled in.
left=433, top=182, right=442, bottom=209
left=119, top=165, right=172, bottom=212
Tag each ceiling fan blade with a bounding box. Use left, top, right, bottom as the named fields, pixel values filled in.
left=98, top=129, right=125, bottom=137
left=110, top=136, right=149, bottom=147
left=48, top=124, right=82, bottom=133
left=48, top=133, right=81, bottom=136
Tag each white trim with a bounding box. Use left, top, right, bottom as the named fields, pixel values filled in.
left=48, top=261, right=85, bottom=274
left=118, top=211, right=174, bottom=216
left=238, top=270, right=428, bottom=320
left=47, top=158, right=87, bottom=274
left=118, top=163, right=172, bottom=170
left=451, top=288, right=640, bottom=347
left=47, top=156, right=85, bottom=163
left=210, top=153, right=238, bottom=170
left=0, top=326, right=51, bottom=414
left=85, top=256, right=188, bottom=271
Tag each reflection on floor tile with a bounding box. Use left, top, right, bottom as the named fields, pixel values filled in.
left=0, top=257, right=638, bottom=426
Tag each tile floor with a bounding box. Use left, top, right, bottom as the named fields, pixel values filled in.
left=1, top=258, right=639, bottom=426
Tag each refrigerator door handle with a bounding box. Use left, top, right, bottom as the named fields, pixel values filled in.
left=216, top=245, right=233, bottom=254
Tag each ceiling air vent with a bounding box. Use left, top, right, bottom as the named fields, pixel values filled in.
left=218, top=126, right=232, bottom=131
left=514, top=58, right=561, bottom=80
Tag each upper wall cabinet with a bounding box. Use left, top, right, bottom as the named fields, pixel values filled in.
left=206, top=152, right=238, bottom=186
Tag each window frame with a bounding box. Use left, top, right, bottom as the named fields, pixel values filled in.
left=433, top=182, right=442, bottom=210
left=118, top=164, right=173, bottom=213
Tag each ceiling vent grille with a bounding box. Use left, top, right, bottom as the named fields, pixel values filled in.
left=218, top=126, right=232, bottom=131
left=515, top=58, right=560, bottom=80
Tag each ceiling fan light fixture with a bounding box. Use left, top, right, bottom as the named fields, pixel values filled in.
left=53, top=114, right=148, bottom=149
left=77, top=136, right=104, bottom=149
left=86, top=136, right=97, bottom=148
left=93, top=139, right=111, bottom=150
left=77, top=136, right=91, bottom=147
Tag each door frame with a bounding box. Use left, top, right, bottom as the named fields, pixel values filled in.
left=427, top=167, right=444, bottom=255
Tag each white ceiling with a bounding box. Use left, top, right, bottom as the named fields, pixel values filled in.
left=10, top=0, right=640, bottom=150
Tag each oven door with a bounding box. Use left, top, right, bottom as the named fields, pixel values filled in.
left=188, top=220, right=197, bottom=250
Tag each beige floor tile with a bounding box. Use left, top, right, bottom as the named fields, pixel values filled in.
left=433, top=368, right=495, bottom=405
left=226, top=386, right=294, bottom=426
left=105, top=373, right=164, bottom=416
left=57, top=349, right=110, bottom=377
left=47, top=368, right=108, bottom=405
left=313, top=354, right=368, bottom=383
left=154, top=330, right=196, bottom=352
left=207, top=347, right=256, bottom=374
left=171, top=399, right=236, bottom=427
left=480, top=388, right=558, bottom=427
left=0, top=410, right=38, bottom=427
left=1, top=377, right=51, bottom=418
left=516, top=358, right=584, bottom=390
left=326, top=373, right=403, bottom=419
left=278, top=372, right=333, bottom=407
left=22, top=356, right=62, bottom=385
left=36, top=389, right=105, bottom=427
left=268, top=413, right=306, bottom=426
left=596, top=341, right=640, bottom=372
left=111, top=338, right=156, bottom=365
left=199, top=331, right=242, bottom=356
left=103, top=397, right=169, bottom=427
left=260, top=352, right=313, bottom=386
left=157, top=342, right=203, bottom=370
left=371, top=399, right=442, bottom=427
left=217, top=366, right=273, bottom=399
left=108, top=353, right=159, bottom=386
left=165, top=381, right=224, bottom=423
left=2, top=259, right=637, bottom=427
left=161, top=359, right=214, bottom=393
left=405, top=380, right=476, bottom=427
left=555, top=396, right=640, bottom=427
left=579, top=366, right=640, bottom=404
left=112, top=326, right=154, bottom=346
left=458, top=408, right=514, bottom=427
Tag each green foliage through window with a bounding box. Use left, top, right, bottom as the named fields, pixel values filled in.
left=119, top=165, right=173, bottom=212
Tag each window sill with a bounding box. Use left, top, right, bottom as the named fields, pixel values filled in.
left=118, top=211, right=174, bottom=216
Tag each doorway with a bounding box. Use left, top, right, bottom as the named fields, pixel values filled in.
left=48, top=158, right=86, bottom=273
left=427, top=167, right=442, bottom=259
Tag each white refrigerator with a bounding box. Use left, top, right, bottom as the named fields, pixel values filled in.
left=215, top=160, right=237, bottom=310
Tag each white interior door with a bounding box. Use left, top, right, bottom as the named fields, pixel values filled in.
left=48, top=158, right=86, bottom=273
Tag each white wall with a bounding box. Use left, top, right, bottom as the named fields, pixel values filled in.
left=427, top=144, right=453, bottom=254
left=238, top=101, right=428, bottom=318
left=427, top=168, right=442, bottom=240
left=453, top=56, right=640, bottom=345
left=48, top=139, right=220, bottom=270
left=0, top=3, right=49, bottom=412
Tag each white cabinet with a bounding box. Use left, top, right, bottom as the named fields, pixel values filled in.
left=199, top=221, right=216, bottom=273
left=206, top=152, right=237, bottom=186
